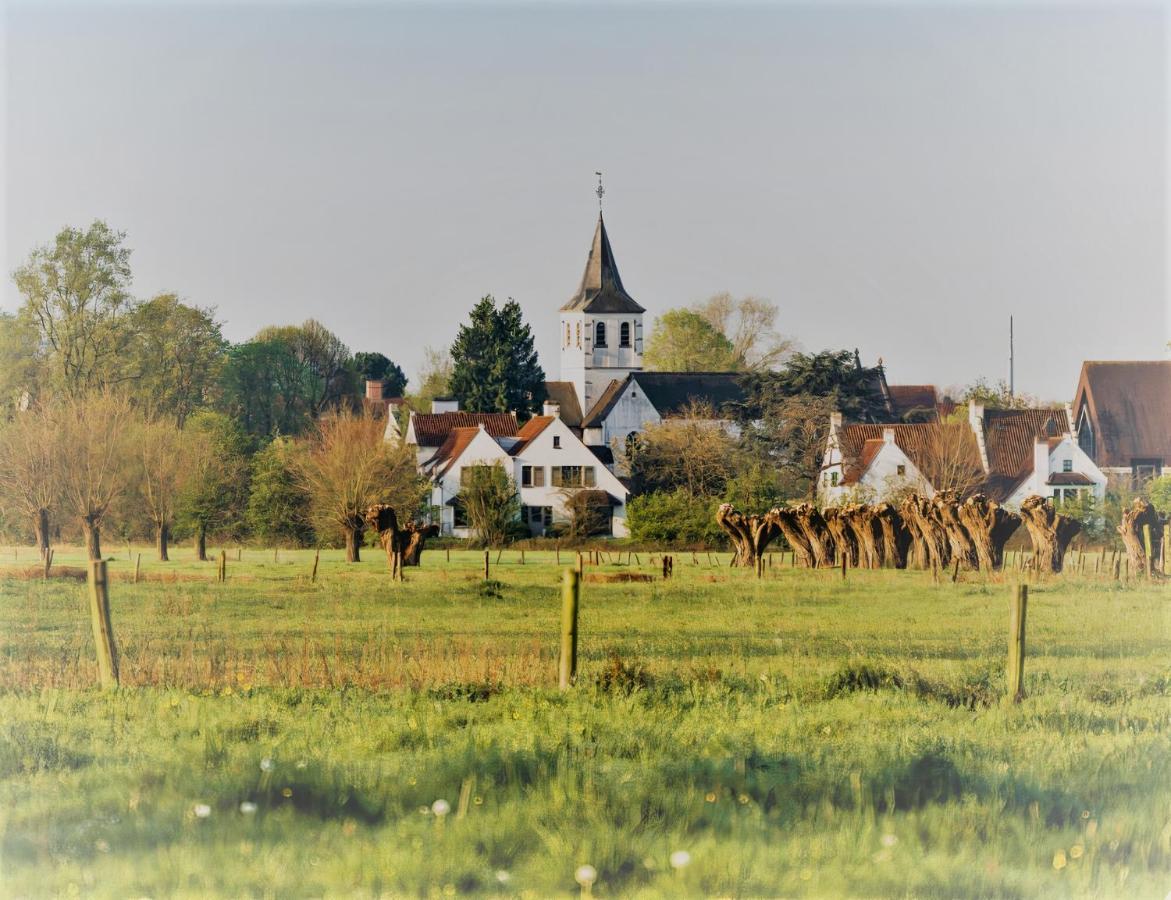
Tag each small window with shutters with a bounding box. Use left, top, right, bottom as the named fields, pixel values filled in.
left=594, top=321, right=607, bottom=348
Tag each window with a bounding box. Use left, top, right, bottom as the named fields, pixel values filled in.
left=553, top=436, right=561, bottom=449
left=452, top=499, right=468, bottom=528
left=550, top=465, right=595, bottom=487
left=1062, top=459, right=1073, bottom=473
left=830, top=472, right=839, bottom=487
left=594, top=321, right=607, bottom=348
left=620, top=322, right=631, bottom=348
left=575, top=322, right=581, bottom=348
left=521, top=466, right=544, bottom=488
left=896, top=464, right=906, bottom=476
left=459, top=465, right=492, bottom=487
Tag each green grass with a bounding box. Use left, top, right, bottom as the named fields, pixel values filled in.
left=1, top=545, right=1169, bottom=897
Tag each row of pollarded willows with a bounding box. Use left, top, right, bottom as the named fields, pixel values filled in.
left=718, top=494, right=1168, bottom=577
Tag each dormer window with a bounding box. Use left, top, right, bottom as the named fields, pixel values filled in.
left=1062, top=459, right=1073, bottom=473
left=896, top=465, right=906, bottom=476
left=619, top=322, right=631, bottom=348
left=553, top=436, right=561, bottom=449
left=594, top=321, right=607, bottom=348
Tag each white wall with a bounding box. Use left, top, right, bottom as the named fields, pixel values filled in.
left=591, top=377, right=661, bottom=449
left=1004, top=436, right=1108, bottom=508
left=560, top=311, right=644, bottom=416
left=430, top=429, right=512, bottom=538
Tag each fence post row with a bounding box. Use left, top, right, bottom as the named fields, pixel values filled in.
left=87, top=560, right=119, bottom=690
left=558, top=568, right=580, bottom=690
left=1007, top=584, right=1028, bottom=704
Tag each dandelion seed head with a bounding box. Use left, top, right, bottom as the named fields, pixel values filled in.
left=239, top=801, right=257, bottom=815
left=575, top=864, right=597, bottom=886
left=881, top=834, right=898, bottom=848
left=193, top=803, right=211, bottom=818
left=669, top=850, right=691, bottom=869
left=259, top=758, right=273, bottom=772
left=431, top=799, right=451, bottom=817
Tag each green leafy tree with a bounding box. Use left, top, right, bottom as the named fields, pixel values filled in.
left=13, top=221, right=137, bottom=395
left=176, top=411, right=249, bottom=560
left=352, top=351, right=407, bottom=397
left=408, top=346, right=454, bottom=413
left=0, top=312, right=40, bottom=413
left=627, top=489, right=725, bottom=547
left=255, top=319, right=357, bottom=419
left=246, top=437, right=314, bottom=547
left=643, top=309, right=737, bottom=372
left=128, top=294, right=227, bottom=427
left=449, top=296, right=545, bottom=420
left=956, top=377, right=1039, bottom=410
left=1147, top=475, right=1171, bottom=515
left=216, top=339, right=313, bottom=441
left=459, top=462, right=520, bottom=548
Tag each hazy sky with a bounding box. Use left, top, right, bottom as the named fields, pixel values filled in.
left=4, top=1, right=1167, bottom=401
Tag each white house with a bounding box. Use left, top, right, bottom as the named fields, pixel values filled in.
left=819, top=401, right=1107, bottom=508
left=416, top=402, right=629, bottom=539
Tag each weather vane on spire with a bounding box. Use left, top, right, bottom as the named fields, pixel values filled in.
left=595, top=171, right=605, bottom=211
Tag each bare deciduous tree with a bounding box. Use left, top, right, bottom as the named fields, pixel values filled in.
left=694, top=293, right=793, bottom=372
left=296, top=411, right=423, bottom=562
left=626, top=401, right=740, bottom=498
left=921, top=421, right=985, bottom=497
left=0, top=403, right=60, bottom=558
left=135, top=414, right=186, bottom=561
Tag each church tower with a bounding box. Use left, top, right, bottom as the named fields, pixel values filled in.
left=559, top=213, right=645, bottom=415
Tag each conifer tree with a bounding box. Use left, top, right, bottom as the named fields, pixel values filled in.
left=449, top=296, right=545, bottom=421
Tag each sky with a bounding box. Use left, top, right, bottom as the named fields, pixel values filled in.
left=3, top=0, right=1167, bottom=402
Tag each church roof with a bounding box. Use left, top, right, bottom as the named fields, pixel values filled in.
left=560, top=214, right=646, bottom=315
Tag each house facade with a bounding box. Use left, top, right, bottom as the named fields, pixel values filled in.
left=1072, top=361, right=1171, bottom=488
left=819, top=401, right=1107, bottom=508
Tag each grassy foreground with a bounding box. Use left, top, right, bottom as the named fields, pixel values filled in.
left=0, top=545, right=1169, bottom=897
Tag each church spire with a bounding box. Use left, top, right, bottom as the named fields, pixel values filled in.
left=560, top=213, right=645, bottom=314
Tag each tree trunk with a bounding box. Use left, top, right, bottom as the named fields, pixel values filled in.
left=873, top=503, right=912, bottom=569
left=1117, top=498, right=1164, bottom=578
left=773, top=509, right=815, bottom=567
left=1019, top=495, right=1081, bottom=573
left=33, top=508, right=51, bottom=560
left=401, top=524, right=439, bottom=566
left=344, top=525, right=362, bottom=563
left=956, top=494, right=1020, bottom=572
left=822, top=508, right=860, bottom=568
left=900, top=495, right=950, bottom=571
left=194, top=524, right=208, bottom=562
left=932, top=491, right=979, bottom=570
left=792, top=503, right=834, bottom=568
left=82, top=516, right=102, bottom=561
left=715, top=504, right=783, bottom=569
left=155, top=521, right=170, bottom=562
left=843, top=504, right=882, bottom=568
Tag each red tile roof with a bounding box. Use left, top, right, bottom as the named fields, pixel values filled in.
left=982, top=408, right=1068, bottom=485
left=411, top=412, right=518, bottom=447
left=1048, top=472, right=1094, bottom=486
left=836, top=422, right=980, bottom=486
left=1073, top=361, right=1171, bottom=468
left=425, top=427, right=483, bottom=479
left=508, top=416, right=554, bottom=456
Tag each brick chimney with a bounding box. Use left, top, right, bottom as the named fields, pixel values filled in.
left=365, top=379, right=386, bottom=401
left=543, top=400, right=561, bottom=418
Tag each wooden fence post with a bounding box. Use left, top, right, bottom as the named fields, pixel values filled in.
left=520, top=548, right=525, bottom=565
left=558, top=568, right=580, bottom=690
left=87, top=560, right=119, bottom=689
left=483, top=549, right=490, bottom=580
left=756, top=554, right=764, bottom=579
left=218, top=550, right=227, bottom=583
left=1142, top=524, right=1153, bottom=579
left=311, top=548, right=320, bottom=584
left=1007, top=584, right=1028, bottom=704
left=841, top=553, right=848, bottom=580
left=133, top=552, right=141, bottom=585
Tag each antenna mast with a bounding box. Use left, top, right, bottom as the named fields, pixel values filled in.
left=1009, top=315, right=1015, bottom=399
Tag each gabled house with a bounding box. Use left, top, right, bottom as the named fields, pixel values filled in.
left=417, top=404, right=629, bottom=538
left=402, top=399, right=519, bottom=465
left=1072, top=361, right=1171, bottom=487
left=819, top=401, right=1107, bottom=508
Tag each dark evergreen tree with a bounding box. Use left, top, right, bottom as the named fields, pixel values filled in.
left=352, top=351, right=407, bottom=397
left=449, top=296, right=545, bottom=420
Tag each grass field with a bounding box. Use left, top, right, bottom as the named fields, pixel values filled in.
left=1, top=544, right=1169, bottom=898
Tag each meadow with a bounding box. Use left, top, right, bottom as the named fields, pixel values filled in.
left=0, top=544, right=1168, bottom=898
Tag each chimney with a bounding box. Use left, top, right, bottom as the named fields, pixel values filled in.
left=829, top=411, right=843, bottom=434
left=365, top=379, right=386, bottom=401
left=431, top=397, right=460, bottom=414
left=543, top=400, right=561, bottom=418
left=882, top=427, right=895, bottom=445
left=968, top=399, right=984, bottom=431
left=1033, top=434, right=1050, bottom=485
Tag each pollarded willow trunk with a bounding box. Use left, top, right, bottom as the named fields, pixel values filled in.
left=1117, top=498, right=1164, bottom=577
left=1019, top=495, right=1081, bottom=574
left=957, top=494, right=1020, bottom=572
left=343, top=519, right=364, bottom=563
left=155, top=521, right=170, bottom=562
left=873, top=503, right=912, bottom=570
left=82, top=516, right=102, bottom=561
left=822, top=508, right=860, bottom=568
left=793, top=503, right=835, bottom=568
left=33, top=508, right=51, bottom=560
left=715, top=504, right=783, bottom=569
left=194, top=524, right=208, bottom=562
left=401, top=523, right=440, bottom=566
left=900, top=495, right=950, bottom=571
left=773, top=508, right=815, bottom=568
left=933, top=491, right=979, bottom=570
left=843, top=504, right=882, bottom=569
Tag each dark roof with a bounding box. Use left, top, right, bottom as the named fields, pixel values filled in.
left=508, top=416, right=554, bottom=456
left=887, top=385, right=940, bottom=420
left=633, top=372, right=746, bottom=418
left=1049, top=472, right=1095, bottom=486
left=587, top=445, right=614, bottom=465
left=582, top=377, right=630, bottom=427
left=560, top=214, right=645, bottom=314
left=982, top=408, right=1069, bottom=487
left=425, top=427, right=482, bottom=479
left=1073, top=361, right=1171, bottom=468
left=836, top=422, right=982, bottom=487
left=542, top=381, right=584, bottom=428
left=411, top=412, right=518, bottom=447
